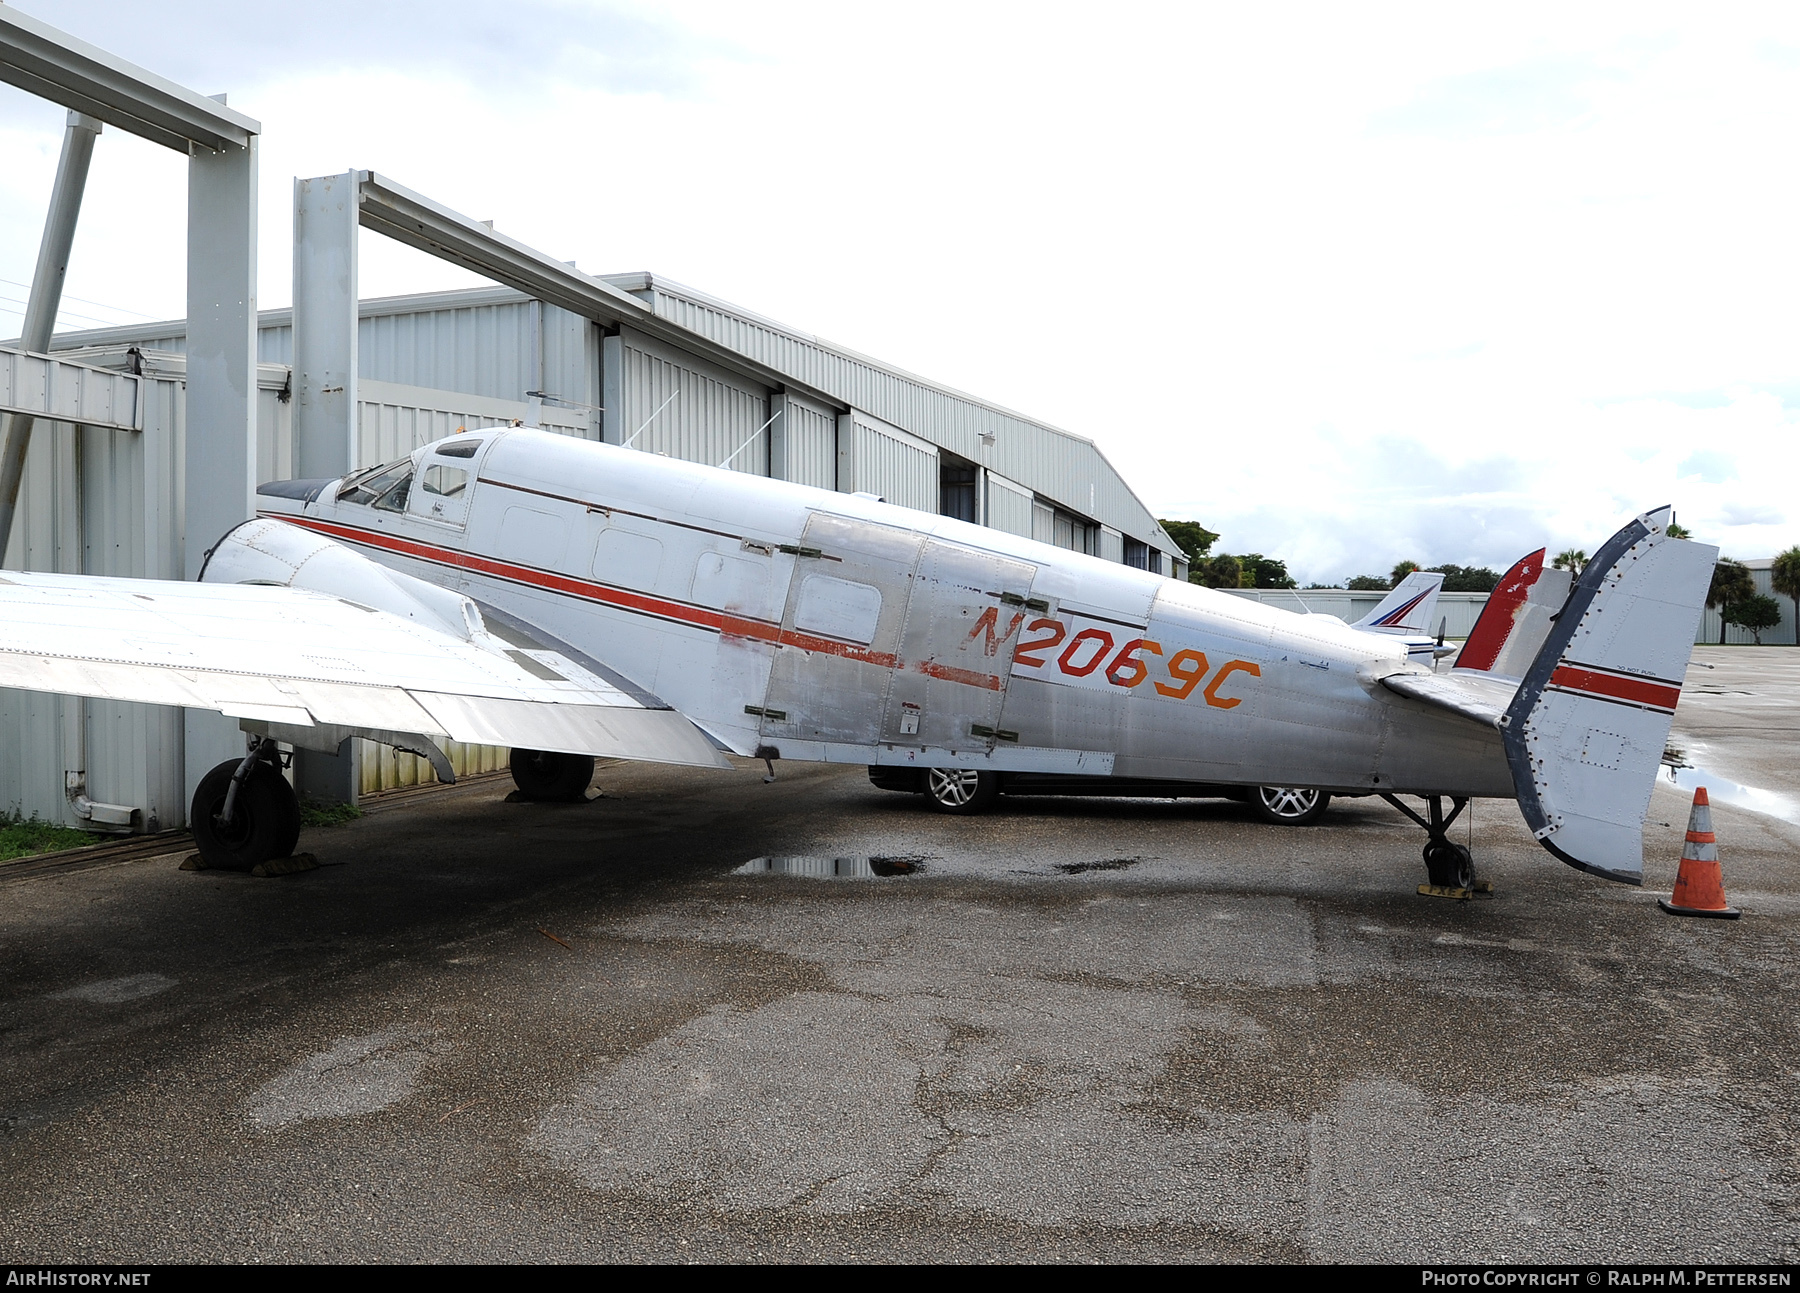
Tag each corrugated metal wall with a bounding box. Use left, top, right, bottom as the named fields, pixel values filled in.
left=613, top=327, right=770, bottom=475
left=1698, top=564, right=1798, bottom=645
left=985, top=472, right=1034, bottom=538
left=771, top=390, right=837, bottom=490
left=839, top=411, right=937, bottom=512
left=356, top=378, right=590, bottom=470
left=0, top=372, right=189, bottom=830
left=632, top=276, right=1174, bottom=558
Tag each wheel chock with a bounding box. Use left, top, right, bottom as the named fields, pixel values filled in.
left=178, top=852, right=207, bottom=871
left=250, top=852, right=320, bottom=878
left=1417, top=883, right=1472, bottom=900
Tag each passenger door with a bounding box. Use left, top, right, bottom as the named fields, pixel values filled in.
left=756, top=512, right=923, bottom=751
left=882, top=539, right=1037, bottom=753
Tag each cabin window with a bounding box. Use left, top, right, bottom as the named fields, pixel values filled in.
left=433, top=438, right=483, bottom=459
left=421, top=465, right=469, bottom=499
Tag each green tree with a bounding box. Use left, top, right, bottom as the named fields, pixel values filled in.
left=1195, top=553, right=1241, bottom=589
left=1158, top=519, right=1220, bottom=565
left=1346, top=575, right=1389, bottom=591
left=1666, top=522, right=1692, bottom=540
left=1389, top=560, right=1420, bottom=588
left=1237, top=553, right=1297, bottom=589
left=1771, top=546, right=1800, bottom=645
left=1427, top=564, right=1502, bottom=593
left=1707, top=558, right=1755, bottom=644
left=1724, top=593, right=1782, bottom=645
left=1552, top=549, right=1588, bottom=575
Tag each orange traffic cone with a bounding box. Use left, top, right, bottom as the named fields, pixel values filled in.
left=1659, top=787, right=1741, bottom=919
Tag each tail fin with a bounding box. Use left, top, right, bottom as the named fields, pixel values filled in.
left=1500, top=508, right=1717, bottom=884
left=1354, top=570, right=1445, bottom=634
left=1454, top=549, right=1572, bottom=678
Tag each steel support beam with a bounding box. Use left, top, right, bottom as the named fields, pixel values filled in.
left=352, top=171, right=838, bottom=409
left=292, top=172, right=359, bottom=480
left=183, top=130, right=260, bottom=801
left=0, top=7, right=256, bottom=154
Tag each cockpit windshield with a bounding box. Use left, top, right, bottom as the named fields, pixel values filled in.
left=336, top=459, right=413, bottom=512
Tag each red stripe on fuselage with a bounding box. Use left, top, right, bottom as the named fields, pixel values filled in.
left=1547, top=663, right=1680, bottom=712
left=271, top=513, right=903, bottom=669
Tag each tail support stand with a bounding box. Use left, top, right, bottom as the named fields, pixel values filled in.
left=1381, top=793, right=1491, bottom=898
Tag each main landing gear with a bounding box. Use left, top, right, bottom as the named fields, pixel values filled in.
left=1379, top=793, right=1480, bottom=892
left=509, top=748, right=596, bottom=802
left=191, top=737, right=302, bottom=871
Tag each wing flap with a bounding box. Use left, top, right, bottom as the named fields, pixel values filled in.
left=410, top=693, right=726, bottom=766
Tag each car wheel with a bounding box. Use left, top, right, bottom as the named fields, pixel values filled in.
left=510, top=748, right=596, bottom=801
left=925, top=768, right=999, bottom=814
left=1248, top=786, right=1330, bottom=826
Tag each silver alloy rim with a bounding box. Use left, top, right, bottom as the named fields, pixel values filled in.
left=929, top=768, right=981, bottom=806
left=1259, top=787, right=1319, bottom=818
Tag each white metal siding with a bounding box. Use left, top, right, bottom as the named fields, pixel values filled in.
left=356, top=378, right=590, bottom=469
left=986, top=471, right=1034, bottom=538
left=772, top=390, right=838, bottom=490
left=842, top=412, right=937, bottom=513
left=616, top=327, right=770, bottom=475
left=1032, top=500, right=1055, bottom=546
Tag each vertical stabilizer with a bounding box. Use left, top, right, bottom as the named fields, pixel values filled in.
left=1500, top=508, right=1717, bottom=884
left=1454, top=548, right=1573, bottom=679
left=1353, top=569, right=1445, bottom=634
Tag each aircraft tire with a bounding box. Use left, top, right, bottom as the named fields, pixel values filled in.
left=1248, top=786, right=1330, bottom=826
left=190, top=759, right=302, bottom=870
left=1423, top=841, right=1474, bottom=889
left=510, top=749, right=595, bottom=802
left=925, top=768, right=999, bottom=814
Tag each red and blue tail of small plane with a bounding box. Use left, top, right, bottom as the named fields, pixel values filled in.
left=1352, top=570, right=1445, bottom=636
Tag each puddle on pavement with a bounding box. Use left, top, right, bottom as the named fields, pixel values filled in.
left=737, top=855, right=927, bottom=878
left=1664, top=762, right=1800, bottom=825
left=1056, top=857, right=1144, bottom=875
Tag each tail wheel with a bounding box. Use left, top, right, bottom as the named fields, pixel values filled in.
left=509, top=749, right=596, bottom=802
left=1249, top=786, right=1330, bottom=826
left=1424, top=841, right=1474, bottom=889
left=925, top=768, right=999, bottom=814
left=190, top=760, right=301, bottom=870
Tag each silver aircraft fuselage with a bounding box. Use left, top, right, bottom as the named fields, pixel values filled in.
left=261, top=427, right=1512, bottom=798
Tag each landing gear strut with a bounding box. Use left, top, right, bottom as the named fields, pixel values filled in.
left=1380, top=793, right=1475, bottom=890
left=191, top=737, right=302, bottom=871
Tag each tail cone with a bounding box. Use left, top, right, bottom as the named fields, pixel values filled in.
left=1659, top=787, right=1741, bottom=919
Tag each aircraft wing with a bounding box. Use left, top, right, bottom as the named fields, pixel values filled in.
left=1379, top=670, right=1518, bottom=728
left=0, top=569, right=731, bottom=770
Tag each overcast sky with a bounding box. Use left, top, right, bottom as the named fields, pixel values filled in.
left=3, top=2, right=1797, bottom=582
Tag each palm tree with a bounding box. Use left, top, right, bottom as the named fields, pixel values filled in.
left=1388, top=560, right=1420, bottom=588
left=1707, top=558, right=1756, bottom=645
left=1771, top=546, right=1800, bottom=646
left=1552, top=549, right=1587, bottom=575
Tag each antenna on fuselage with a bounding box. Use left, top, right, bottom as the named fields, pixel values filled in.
left=717, top=406, right=783, bottom=471
left=622, top=388, right=681, bottom=449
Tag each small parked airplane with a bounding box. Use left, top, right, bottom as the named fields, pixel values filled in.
left=0, top=427, right=1714, bottom=889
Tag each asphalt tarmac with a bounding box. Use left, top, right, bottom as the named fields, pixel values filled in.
left=1, top=646, right=1795, bottom=1264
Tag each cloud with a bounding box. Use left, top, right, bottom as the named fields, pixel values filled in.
left=1678, top=450, right=1737, bottom=483
left=2, top=1, right=729, bottom=105
left=1368, top=56, right=1610, bottom=137
left=1722, top=503, right=1784, bottom=527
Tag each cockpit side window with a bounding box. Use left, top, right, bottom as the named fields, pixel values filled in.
left=434, top=438, right=483, bottom=459
left=422, top=465, right=469, bottom=498
left=337, top=459, right=413, bottom=508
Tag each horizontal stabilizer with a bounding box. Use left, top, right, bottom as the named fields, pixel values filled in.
left=1380, top=670, right=1518, bottom=728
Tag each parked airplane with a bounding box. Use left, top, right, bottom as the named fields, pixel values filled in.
left=1349, top=569, right=1454, bottom=665
left=0, top=427, right=1714, bottom=890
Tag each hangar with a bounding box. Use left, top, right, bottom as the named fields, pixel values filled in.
left=0, top=109, right=1182, bottom=831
